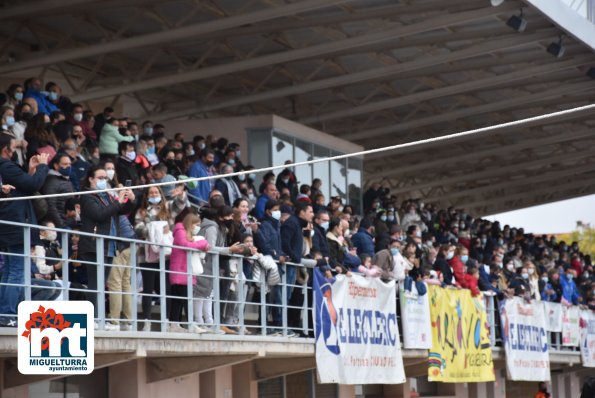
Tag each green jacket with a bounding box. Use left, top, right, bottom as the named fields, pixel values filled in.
left=98, top=124, right=134, bottom=155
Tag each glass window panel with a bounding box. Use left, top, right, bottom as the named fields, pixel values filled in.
left=330, top=151, right=347, bottom=202
left=272, top=132, right=294, bottom=169
left=347, top=157, right=363, bottom=213
left=294, top=140, right=313, bottom=189
left=313, top=145, right=330, bottom=201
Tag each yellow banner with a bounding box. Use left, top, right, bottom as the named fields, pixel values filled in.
left=427, top=285, right=495, bottom=382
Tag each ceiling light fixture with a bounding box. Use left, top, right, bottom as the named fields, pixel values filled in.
left=506, top=8, right=527, bottom=32
left=491, top=0, right=506, bottom=6
left=547, top=35, right=566, bottom=58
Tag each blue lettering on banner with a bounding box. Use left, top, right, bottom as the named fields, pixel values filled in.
left=338, top=308, right=396, bottom=346
left=508, top=323, right=548, bottom=353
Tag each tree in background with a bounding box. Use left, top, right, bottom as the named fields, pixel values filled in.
left=557, top=221, right=595, bottom=258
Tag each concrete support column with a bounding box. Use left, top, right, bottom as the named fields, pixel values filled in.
left=232, top=362, right=257, bottom=398
left=383, top=378, right=411, bottom=398
left=1, top=360, right=28, bottom=398
left=200, top=367, right=233, bottom=398
left=564, top=371, right=581, bottom=398
left=338, top=384, right=355, bottom=398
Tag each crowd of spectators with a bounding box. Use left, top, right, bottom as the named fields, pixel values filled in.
left=0, top=77, right=593, bottom=335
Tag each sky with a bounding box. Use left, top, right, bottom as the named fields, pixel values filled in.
left=485, top=194, right=595, bottom=234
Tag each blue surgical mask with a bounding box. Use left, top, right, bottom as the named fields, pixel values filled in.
left=96, top=179, right=107, bottom=190
left=460, top=255, right=469, bottom=263
left=522, top=273, right=529, bottom=280
left=228, top=158, right=235, bottom=166
left=148, top=197, right=161, bottom=205
left=390, top=247, right=399, bottom=256
left=387, top=215, right=395, bottom=222
left=144, top=127, right=153, bottom=135
left=238, top=174, right=245, bottom=181
left=198, top=143, right=206, bottom=150
left=14, top=92, right=23, bottom=101
left=249, top=173, right=256, bottom=181
left=380, top=215, right=387, bottom=222
left=447, top=251, right=454, bottom=260
left=236, top=150, right=241, bottom=158
left=58, top=166, right=71, bottom=177
left=147, top=147, right=155, bottom=155
left=5, top=116, right=15, bottom=127
left=49, top=91, right=59, bottom=101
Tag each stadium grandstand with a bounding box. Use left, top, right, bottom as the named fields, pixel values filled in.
left=0, top=0, right=594, bottom=397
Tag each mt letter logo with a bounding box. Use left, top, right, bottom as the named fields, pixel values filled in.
left=18, top=301, right=94, bottom=375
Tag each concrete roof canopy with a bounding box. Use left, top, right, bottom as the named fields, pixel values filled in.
left=0, top=0, right=594, bottom=216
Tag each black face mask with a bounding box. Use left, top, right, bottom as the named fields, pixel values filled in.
left=303, top=229, right=311, bottom=238
left=223, top=219, right=234, bottom=229
left=10, top=151, right=18, bottom=163
left=118, top=127, right=127, bottom=135
left=205, top=160, right=214, bottom=167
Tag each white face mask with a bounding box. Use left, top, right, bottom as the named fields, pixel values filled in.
left=271, top=210, right=281, bottom=220
left=506, top=263, right=514, bottom=271
left=45, top=231, right=57, bottom=241
left=528, top=268, right=535, bottom=275
left=106, top=169, right=115, bottom=180
left=310, top=229, right=315, bottom=238
left=192, top=226, right=200, bottom=235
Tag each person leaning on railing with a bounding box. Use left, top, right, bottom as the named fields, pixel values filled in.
left=0, top=133, right=48, bottom=327
left=78, top=164, right=136, bottom=319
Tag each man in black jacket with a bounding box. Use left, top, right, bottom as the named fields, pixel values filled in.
left=40, top=153, right=74, bottom=228
left=0, top=133, right=49, bottom=326
left=281, top=202, right=313, bottom=300
left=115, top=141, right=139, bottom=186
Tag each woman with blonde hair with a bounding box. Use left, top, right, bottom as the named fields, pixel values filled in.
left=525, top=260, right=542, bottom=301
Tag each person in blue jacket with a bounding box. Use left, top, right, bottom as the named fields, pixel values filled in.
left=0, top=133, right=49, bottom=326
left=187, top=149, right=215, bottom=205
left=560, top=268, right=581, bottom=305
left=350, top=217, right=375, bottom=256
left=23, top=77, right=59, bottom=116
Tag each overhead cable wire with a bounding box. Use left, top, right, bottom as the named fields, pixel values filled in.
left=1, top=102, right=594, bottom=202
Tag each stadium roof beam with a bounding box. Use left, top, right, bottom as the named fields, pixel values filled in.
left=343, top=80, right=595, bottom=141
left=0, top=0, right=353, bottom=75
left=380, top=148, right=594, bottom=195
left=463, top=174, right=595, bottom=211
left=365, top=125, right=595, bottom=179
left=425, top=160, right=595, bottom=203
left=299, top=55, right=594, bottom=125
left=147, top=29, right=555, bottom=121
left=69, top=3, right=521, bottom=102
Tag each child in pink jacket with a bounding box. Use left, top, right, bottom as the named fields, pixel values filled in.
left=168, top=213, right=210, bottom=332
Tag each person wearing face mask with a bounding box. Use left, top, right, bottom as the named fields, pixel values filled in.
left=0, top=106, right=27, bottom=167
left=311, top=210, right=332, bottom=266
left=560, top=268, right=581, bottom=305
left=168, top=212, right=211, bottom=333
left=326, top=218, right=351, bottom=275
left=509, top=265, right=532, bottom=300
left=5, top=84, right=24, bottom=108
left=33, top=220, right=64, bottom=278
left=523, top=261, right=542, bottom=301
left=133, top=186, right=175, bottom=331
left=115, top=141, right=139, bottom=188
left=78, top=165, right=136, bottom=321
left=449, top=245, right=468, bottom=289
left=40, top=153, right=74, bottom=228
left=22, top=77, right=59, bottom=116
left=45, top=82, right=72, bottom=114
left=541, top=269, right=562, bottom=302
left=187, top=149, right=216, bottom=205
left=99, top=118, right=134, bottom=160
left=0, top=134, right=49, bottom=327
left=275, top=169, right=297, bottom=200
left=437, top=245, right=457, bottom=286
left=193, top=206, right=247, bottom=334
left=371, top=240, right=398, bottom=282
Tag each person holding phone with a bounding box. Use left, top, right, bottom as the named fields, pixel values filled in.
left=78, top=165, right=136, bottom=321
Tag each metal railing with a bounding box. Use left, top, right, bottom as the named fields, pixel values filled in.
left=0, top=219, right=312, bottom=337
left=0, top=219, right=586, bottom=357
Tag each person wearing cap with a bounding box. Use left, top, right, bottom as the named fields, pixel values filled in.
left=350, top=218, right=375, bottom=257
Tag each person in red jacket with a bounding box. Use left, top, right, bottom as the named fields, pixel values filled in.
left=461, top=266, right=481, bottom=297
left=448, top=245, right=468, bottom=287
